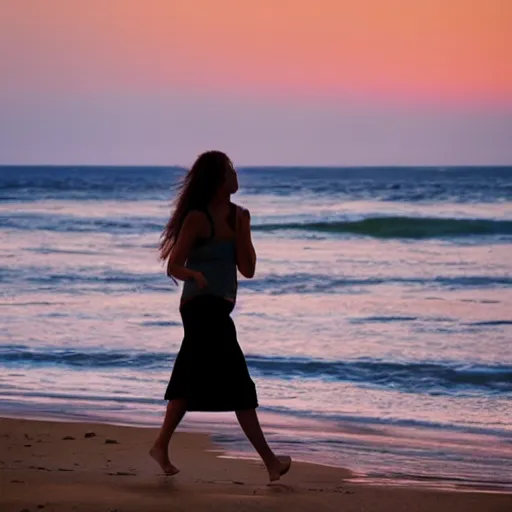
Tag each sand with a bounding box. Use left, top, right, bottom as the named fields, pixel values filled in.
left=0, top=417, right=510, bottom=512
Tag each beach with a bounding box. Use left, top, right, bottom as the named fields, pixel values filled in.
left=1, top=416, right=511, bottom=512
left=2, top=0, right=511, bottom=507
left=1, top=165, right=511, bottom=493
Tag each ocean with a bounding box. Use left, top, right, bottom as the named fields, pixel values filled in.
left=1, top=165, right=511, bottom=490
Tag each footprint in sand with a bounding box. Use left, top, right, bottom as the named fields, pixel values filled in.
left=62, top=436, right=75, bottom=441
left=266, top=483, right=295, bottom=493
left=105, top=439, right=119, bottom=444
left=201, top=480, right=246, bottom=486
left=29, top=465, right=49, bottom=471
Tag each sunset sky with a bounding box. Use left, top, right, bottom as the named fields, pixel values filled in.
left=1, top=0, right=511, bottom=165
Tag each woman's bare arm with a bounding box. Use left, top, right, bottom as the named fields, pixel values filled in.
left=167, top=211, right=207, bottom=286
left=235, top=206, right=256, bottom=278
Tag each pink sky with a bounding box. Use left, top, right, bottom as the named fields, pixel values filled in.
left=0, top=0, right=511, bottom=165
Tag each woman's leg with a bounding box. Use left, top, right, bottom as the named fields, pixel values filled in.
left=150, top=398, right=187, bottom=475
left=151, top=300, right=198, bottom=474
left=236, top=408, right=291, bottom=482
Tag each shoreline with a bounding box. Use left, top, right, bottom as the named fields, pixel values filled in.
left=1, top=410, right=511, bottom=495
left=1, top=417, right=511, bottom=512
left=2, top=407, right=511, bottom=493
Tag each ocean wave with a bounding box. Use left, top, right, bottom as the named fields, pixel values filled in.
left=253, top=217, right=512, bottom=238
left=2, top=266, right=510, bottom=293
left=0, top=213, right=162, bottom=234
left=1, top=347, right=510, bottom=395
left=3, top=212, right=512, bottom=240
left=245, top=274, right=512, bottom=293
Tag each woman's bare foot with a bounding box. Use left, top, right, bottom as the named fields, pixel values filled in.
left=149, top=445, right=180, bottom=476
left=267, top=455, right=292, bottom=482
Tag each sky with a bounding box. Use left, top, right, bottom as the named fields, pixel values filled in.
left=0, top=0, right=511, bottom=166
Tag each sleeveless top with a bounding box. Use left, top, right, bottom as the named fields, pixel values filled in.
left=181, top=207, right=238, bottom=304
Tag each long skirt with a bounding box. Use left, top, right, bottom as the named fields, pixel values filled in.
left=164, top=294, right=259, bottom=411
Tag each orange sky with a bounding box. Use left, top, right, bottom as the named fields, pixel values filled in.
left=1, top=0, right=511, bottom=165
left=1, top=0, right=511, bottom=104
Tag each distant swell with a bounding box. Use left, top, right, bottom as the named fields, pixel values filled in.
left=1, top=166, right=511, bottom=204
left=253, top=217, right=512, bottom=239
left=1, top=347, right=510, bottom=395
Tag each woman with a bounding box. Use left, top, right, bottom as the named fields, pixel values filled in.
left=150, top=150, right=291, bottom=482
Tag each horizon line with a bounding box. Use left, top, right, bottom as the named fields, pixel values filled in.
left=1, top=163, right=511, bottom=170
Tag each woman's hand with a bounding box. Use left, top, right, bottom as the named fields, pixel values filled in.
left=192, top=271, right=208, bottom=289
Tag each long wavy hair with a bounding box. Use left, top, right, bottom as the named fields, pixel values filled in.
left=159, top=150, right=232, bottom=262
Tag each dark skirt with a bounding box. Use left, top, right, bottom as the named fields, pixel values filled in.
left=164, top=295, right=259, bottom=411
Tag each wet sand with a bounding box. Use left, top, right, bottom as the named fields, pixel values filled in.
left=1, top=417, right=510, bottom=512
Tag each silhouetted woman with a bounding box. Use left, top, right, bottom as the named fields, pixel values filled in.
left=150, top=150, right=291, bottom=482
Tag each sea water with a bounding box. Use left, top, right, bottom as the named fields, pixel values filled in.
left=1, top=165, right=511, bottom=489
